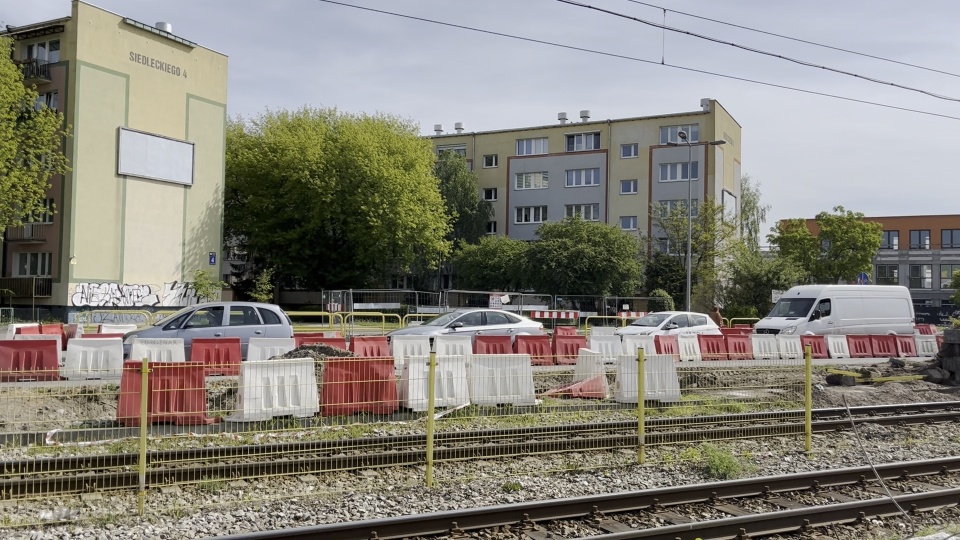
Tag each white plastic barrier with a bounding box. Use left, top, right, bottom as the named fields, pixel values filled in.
left=677, top=334, right=702, bottom=362
left=776, top=335, right=803, bottom=360
left=589, top=335, right=622, bottom=364
left=129, top=338, right=185, bottom=362
left=399, top=354, right=471, bottom=411
left=468, top=354, right=536, bottom=406
left=14, top=334, right=62, bottom=354
left=2, top=323, right=40, bottom=340
left=825, top=335, right=850, bottom=359
left=226, top=357, right=319, bottom=421
left=750, top=335, right=779, bottom=360
left=915, top=335, right=939, bottom=357
left=434, top=335, right=473, bottom=359
left=621, top=335, right=656, bottom=359
left=63, top=338, right=123, bottom=379
left=246, top=337, right=296, bottom=361
left=588, top=326, right=615, bottom=337
left=390, top=335, right=431, bottom=373
left=99, top=324, right=138, bottom=334
left=614, top=353, right=680, bottom=403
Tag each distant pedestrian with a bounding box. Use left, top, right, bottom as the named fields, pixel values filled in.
left=709, top=306, right=724, bottom=327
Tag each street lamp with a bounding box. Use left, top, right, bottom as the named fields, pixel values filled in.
left=667, top=131, right=725, bottom=312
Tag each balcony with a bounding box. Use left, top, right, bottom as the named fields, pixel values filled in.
left=17, top=59, right=52, bottom=85
left=0, top=277, right=52, bottom=298
left=4, top=223, right=50, bottom=244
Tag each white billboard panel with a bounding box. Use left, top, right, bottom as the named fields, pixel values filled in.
left=117, top=127, right=195, bottom=186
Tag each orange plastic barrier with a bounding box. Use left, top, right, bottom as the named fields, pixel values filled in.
left=725, top=335, right=753, bottom=360
left=294, top=332, right=327, bottom=347
left=40, top=323, right=66, bottom=351
left=697, top=335, right=727, bottom=361
left=553, top=335, right=587, bottom=365
left=15, top=326, right=39, bottom=335
left=305, top=337, right=347, bottom=350
left=894, top=335, right=918, bottom=357
left=720, top=327, right=752, bottom=336
left=869, top=335, right=897, bottom=357
left=473, top=335, right=512, bottom=354
left=799, top=335, right=828, bottom=359
left=0, top=340, right=61, bottom=382
left=116, top=361, right=217, bottom=426
left=915, top=324, right=937, bottom=336
left=320, top=357, right=398, bottom=417
left=541, top=375, right=607, bottom=399
left=846, top=335, right=874, bottom=358
left=655, top=335, right=679, bottom=361
left=189, top=337, right=241, bottom=376
left=733, top=323, right=753, bottom=329
left=514, top=334, right=553, bottom=366
left=937, top=335, right=944, bottom=349
left=553, top=326, right=579, bottom=336
left=80, top=333, right=125, bottom=339
left=348, top=336, right=389, bottom=357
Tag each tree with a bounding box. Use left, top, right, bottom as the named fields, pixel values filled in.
left=451, top=235, right=529, bottom=291
left=247, top=268, right=275, bottom=303
left=643, top=251, right=686, bottom=305
left=192, top=269, right=226, bottom=303
left=225, top=107, right=450, bottom=290
left=648, top=288, right=675, bottom=311
left=768, top=206, right=882, bottom=284
left=435, top=151, right=492, bottom=245
left=738, top=174, right=769, bottom=251
left=718, top=241, right=805, bottom=319
left=0, top=37, right=70, bottom=235
left=949, top=270, right=960, bottom=311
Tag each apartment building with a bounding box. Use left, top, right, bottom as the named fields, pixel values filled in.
left=429, top=99, right=742, bottom=245
left=1, top=1, right=228, bottom=315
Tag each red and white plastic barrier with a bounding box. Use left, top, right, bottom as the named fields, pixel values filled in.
left=529, top=311, right=579, bottom=320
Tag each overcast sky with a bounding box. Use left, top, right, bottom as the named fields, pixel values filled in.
left=6, top=0, right=960, bottom=237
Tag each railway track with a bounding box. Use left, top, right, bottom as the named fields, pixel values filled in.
left=213, top=456, right=960, bottom=540
left=2, top=401, right=959, bottom=500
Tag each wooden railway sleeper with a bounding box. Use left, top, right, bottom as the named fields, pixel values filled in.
left=447, top=521, right=471, bottom=539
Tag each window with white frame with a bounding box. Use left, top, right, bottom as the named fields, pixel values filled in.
left=659, top=124, right=700, bottom=144
left=620, top=143, right=638, bottom=158
left=35, top=91, right=57, bottom=111
left=656, top=199, right=699, bottom=218
left=517, top=137, right=548, bottom=156
left=659, top=161, right=699, bottom=182
left=515, top=206, right=548, bottom=224
left=483, top=154, right=498, bottom=168
left=565, top=132, right=600, bottom=152
left=565, top=168, right=600, bottom=187
left=655, top=237, right=680, bottom=254
left=620, top=179, right=638, bottom=194
left=437, top=145, right=466, bottom=157
left=14, top=252, right=52, bottom=277
left=565, top=203, right=600, bottom=221
left=940, top=264, right=960, bottom=288
left=619, top=216, right=638, bottom=231
left=486, top=221, right=497, bottom=235
left=909, top=264, right=932, bottom=289
left=515, top=171, right=549, bottom=190
left=28, top=198, right=55, bottom=224
left=482, top=188, right=498, bottom=201
left=25, top=39, right=60, bottom=62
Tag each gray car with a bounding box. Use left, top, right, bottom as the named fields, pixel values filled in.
left=387, top=308, right=544, bottom=343
left=122, top=301, right=294, bottom=360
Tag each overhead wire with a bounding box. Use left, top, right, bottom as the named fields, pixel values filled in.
left=554, top=0, right=960, bottom=103
left=313, top=0, right=960, bottom=122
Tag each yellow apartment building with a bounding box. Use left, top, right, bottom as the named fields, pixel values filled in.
left=1, top=1, right=228, bottom=316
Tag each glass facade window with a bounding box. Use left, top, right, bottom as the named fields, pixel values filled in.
left=880, top=230, right=899, bottom=250
left=941, top=264, right=960, bottom=288
left=909, top=264, right=932, bottom=289
left=875, top=264, right=898, bottom=285
left=910, top=230, right=930, bottom=250
left=942, top=229, right=960, bottom=249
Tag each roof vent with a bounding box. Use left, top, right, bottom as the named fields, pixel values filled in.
left=155, top=22, right=172, bottom=33
left=433, top=124, right=443, bottom=135
left=454, top=122, right=463, bottom=134
left=558, top=112, right=568, bottom=124
left=700, top=98, right=712, bottom=112
left=579, top=110, right=590, bottom=122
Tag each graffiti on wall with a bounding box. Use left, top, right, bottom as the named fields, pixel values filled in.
left=69, top=281, right=198, bottom=307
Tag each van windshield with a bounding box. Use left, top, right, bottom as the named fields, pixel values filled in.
left=768, top=298, right=815, bottom=318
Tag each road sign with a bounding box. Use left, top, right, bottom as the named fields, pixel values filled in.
left=856, top=272, right=870, bottom=285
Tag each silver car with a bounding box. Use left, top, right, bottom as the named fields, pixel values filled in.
left=387, top=308, right=544, bottom=342
left=614, top=311, right=722, bottom=337
left=122, top=301, right=294, bottom=359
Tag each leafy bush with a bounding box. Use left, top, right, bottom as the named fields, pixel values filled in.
left=648, top=289, right=675, bottom=312
left=701, top=444, right=743, bottom=479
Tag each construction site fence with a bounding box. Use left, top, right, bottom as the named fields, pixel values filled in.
left=0, top=346, right=813, bottom=527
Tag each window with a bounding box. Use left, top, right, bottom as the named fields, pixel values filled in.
left=565, top=203, right=600, bottom=221
left=620, top=179, right=638, bottom=194
left=659, top=161, right=699, bottom=182
left=517, top=137, right=548, bottom=156
left=880, top=230, right=899, bottom=250
left=909, top=264, right=932, bottom=289
left=876, top=265, right=899, bottom=285
left=515, top=206, right=548, bottom=224
left=187, top=306, right=224, bottom=328
left=485, top=311, right=513, bottom=325
left=660, top=124, right=700, bottom=145
left=910, top=230, right=931, bottom=250
left=515, top=172, right=549, bottom=190
left=14, top=252, right=52, bottom=277
left=565, top=168, right=600, bottom=187
left=691, top=314, right=708, bottom=326
left=941, top=264, right=960, bottom=288
left=28, top=198, right=54, bottom=224
left=483, top=154, right=498, bottom=168
left=482, top=188, right=498, bottom=201
left=619, top=216, right=638, bottom=231
left=656, top=199, right=699, bottom=218
left=667, top=314, right=690, bottom=328
left=942, top=229, right=960, bottom=249
left=258, top=308, right=282, bottom=325
left=455, top=311, right=484, bottom=327
left=486, top=221, right=497, bottom=234
left=25, top=39, right=60, bottom=62
left=815, top=299, right=832, bottom=317
left=35, top=92, right=57, bottom=111
left=566, top=132, right=600, bottom=152
left=654, top=237, right=677, bottom=254
left=437, top=145, right=466, bottom=157
left=620, top=143, right=638, bottom=158
left=228, top=306, right=261, bottom=326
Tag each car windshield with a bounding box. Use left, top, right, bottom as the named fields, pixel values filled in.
left=629, top=313, right=671, bottom=327
left=421, top=311, right=469, bottom=327
left=768, top=298, right=815, bottom=318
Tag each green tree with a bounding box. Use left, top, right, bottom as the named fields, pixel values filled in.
left=643, top=251, right=686, bottom=306
left=435, top=151, right=492, bottom=244
left=768, top=206, right=882, bottom=284
left=451, top=235, right=529, bottom=291
left=738, top=174, right=769, bottom=251
left=247, top=268, right=275, bottom=303
left=192, top=269, right=226, bottom=303
left=718, top=241, right=805, bottom=319
left=225, top=107, right=450, bottom=289
left=0, top=37, right=69, bottom=234
left=949, top=270, right=960, bottom=310
left=648, top=288, right=675, bottom=311
left=525, top=216, right=642, bottom=296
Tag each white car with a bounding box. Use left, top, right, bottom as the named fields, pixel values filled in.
left=614, top=311, right=722, bottom=337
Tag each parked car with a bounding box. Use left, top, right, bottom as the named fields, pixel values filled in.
left=387, top=308, right=544, bottom=343
left=613, top=311, right=722, bottom=337
left=122, top=301, right=294, bottom=359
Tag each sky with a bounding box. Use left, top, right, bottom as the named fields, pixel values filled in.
left=5, top=0, right=960, bottom=237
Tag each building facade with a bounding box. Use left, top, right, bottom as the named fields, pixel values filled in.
left=429, top=99, right=742, bottom=245
left=1, top=1, right=228, bottom=315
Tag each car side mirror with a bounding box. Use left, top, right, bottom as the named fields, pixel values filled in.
left=449, top=322, right=463, bottom=330
left=665, top=323, right=678, bottom=330
left=809, top=310, right=821, bottom=321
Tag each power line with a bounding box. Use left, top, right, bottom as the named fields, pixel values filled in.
left=313, top=0, right=960, bottom=122
left=622, top=0, right=960, bottom=79
left=555, top=0, right=960, bottom=103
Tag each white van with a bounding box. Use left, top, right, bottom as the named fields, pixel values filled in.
left=754, top=285, right=915, bottom=336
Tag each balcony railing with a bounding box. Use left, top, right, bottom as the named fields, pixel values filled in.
left=17, top=59, right=52, bottom=84
left=0, top=277, right=53, bottom=298
left=4, top=223, right=50, bottom=243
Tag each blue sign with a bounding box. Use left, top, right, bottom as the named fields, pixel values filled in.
left=856, top=272, right=870, bottom=285
left=208, top=252, right=217, bottom=265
